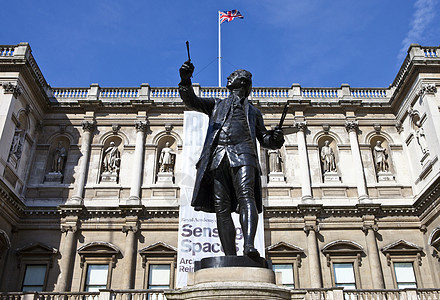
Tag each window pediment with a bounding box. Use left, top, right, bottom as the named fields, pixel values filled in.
left=321, top=240, right=364, bottom=267
left=381, top=239, right=423, bottom=255
left=322, top=240, right=364, bottom=255
left=429, top=227, right=440, bottom=251
left=266, top=241, right=304, bottom=256
left=139, top=241, right=177, bottom=257
left=16, top=242, right=58, bottom=268
left=139, top=242, right=177, bottom=269
left=77, top=241, right=122, bottom=268
left=77, top=241, right=121, bottom=255
left=16, top=242, right=58, bottom=255
left=381, top=240, right=424, bottom=266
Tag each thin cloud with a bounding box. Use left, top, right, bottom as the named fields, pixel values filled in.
left=399, top=0, right=437, bottom=60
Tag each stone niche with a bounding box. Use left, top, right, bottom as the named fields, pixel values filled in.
left=100, top=137, right=122, bottom=184
left=44, top=136, right=70, bottom=184
left=156, top=137, right=177, bottom=186
left=370, top=136, right=395, bottom=183
left=318, top=137, right=340, bottom=183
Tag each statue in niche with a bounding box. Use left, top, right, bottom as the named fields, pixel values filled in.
left=52, top=142, right=67, bottom=173
left=10, top=128, right=23, bottom=158
left=268, top=149, right=282, bottom=173
left=373, top=141, right=389, bottom=172
left=320, top=140, right=337, bottom=173
left=159, top=142, right=176, bottom=173
left=415, top=121, right=428, bottom=154
left=102, top=142, right=120, bottom=174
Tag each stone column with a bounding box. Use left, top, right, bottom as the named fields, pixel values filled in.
left=56, top=217, right=79, bottom=292
left=304, top=216, right=322, bottom=288
left=127, top=121, right=148, bottom=205
left=345, top=121, right=369, bottom=202
left=121, top=217, right=139, bottom=289
left=295, top=121, right=313, bottom=202
left=67, top=121, right=94, bottom=205
left=362, top=218, right=385, bottom=289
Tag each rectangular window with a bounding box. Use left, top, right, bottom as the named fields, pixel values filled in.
left=148, top=264, right=171, bottom=289
left=272, top=264, right=294, bottom=288
left=394, top=262, right=417, bottom=289
left=22, top=265, right=47, bottom=292
left=85, top=264, right=109, bottom=291
left=333, top=263, right=356, bottom=289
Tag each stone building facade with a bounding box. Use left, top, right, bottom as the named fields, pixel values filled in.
left=0, top=43, right=440, bottom=297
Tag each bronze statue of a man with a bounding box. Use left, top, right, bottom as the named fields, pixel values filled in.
left=179, top=61, right=284, bottom=258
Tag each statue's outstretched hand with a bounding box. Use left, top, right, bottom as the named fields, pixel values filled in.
left=179, top=60, right=195, bottom=85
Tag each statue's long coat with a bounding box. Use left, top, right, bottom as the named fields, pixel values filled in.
left=179, top=85, right=284, bottom=213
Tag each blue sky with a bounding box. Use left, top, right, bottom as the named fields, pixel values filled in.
left=2, top=0, right=439, bottom=88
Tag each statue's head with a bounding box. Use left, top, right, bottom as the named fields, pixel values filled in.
left=226, top=69, right=252, bottom=97
left=110, top=142, right=115, bottom=147
left=376, top=141, right=382, bottom=146
left=324, top=140, right=330, bottom=146
left=165, top=142, right=170, bottom=147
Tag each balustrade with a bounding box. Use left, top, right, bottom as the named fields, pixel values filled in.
left=100, top=88, right=139, bottom=98
left=112, top=290, right=165, bottom=300
left=200, top=87, right=229, bottom=98
left=252, top=87, right=289, bottom=98
left=423, top=47, right=439, bottom=58
left=0, top=46, right=14, bottom=56
left=150, top=87, right=179, bottom=98
left=302, top=88, right=338, bottom=98
left=351, top=88, right=387, bottom=98
left=53, top=88, right=89, bottom=98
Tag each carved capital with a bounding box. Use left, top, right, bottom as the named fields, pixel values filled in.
left=418, top=83, right=437, bottom=97
left=304, top=224, right=319, bottom=235
left=294, top=121, right=307, bottom=132
left=61, top=225, right=78, bottom=233
left=122, top=224, right=139, bottom=234
left=135, top=121, right=148, bottom=132
left=81, top=121, right=95, bottom=132
left=2, top=82, right=21, bottom=97
left=362, top=224, right=378, bottom=234
left=345, top=121, right=359, bottom=133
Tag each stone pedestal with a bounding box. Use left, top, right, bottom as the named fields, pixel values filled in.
left=45, top=172, right=63, bottom=183
left=156, top=171, right=174, bottom=185
left=377, top=171, right=395, bottom=182
left=323, top=171, right=340, bottom=183
left=100, top=172, right=118, bottom=183
left=268, top=172, right=285, bottom=183
left=165, top=266, right=291, bottom=300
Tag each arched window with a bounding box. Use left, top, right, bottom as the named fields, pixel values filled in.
left=77, top=242, right=122, bottom=291
left=321, top=240, right=364, bottom=289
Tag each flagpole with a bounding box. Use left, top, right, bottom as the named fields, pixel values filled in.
left=218, top=11, right=221, bottom=87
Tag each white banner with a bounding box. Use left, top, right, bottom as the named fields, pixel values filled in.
left=176, top=111, right=265, bottom=288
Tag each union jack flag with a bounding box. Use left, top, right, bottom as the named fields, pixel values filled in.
left=219, top=10, right=244, bottom=24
